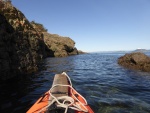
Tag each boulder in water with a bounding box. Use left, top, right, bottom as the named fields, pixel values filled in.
left=118, top=52, right=150, bottom=72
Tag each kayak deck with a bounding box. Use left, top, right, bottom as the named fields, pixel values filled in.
left=27, top=72, right=94, bottom=113
left=50, top=74, right=69, bottom=99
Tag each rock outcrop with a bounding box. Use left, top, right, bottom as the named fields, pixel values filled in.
left=0, top=1, right=47, bottom=80
left=118, top=52, right=150, bottom=72
left=0, top=1, right=80, bottom=80
left=78, top=50, right=86, bottom=54
left=43, top=32, right=78, bottom=57
left=31, top=21, right=78, bottom=57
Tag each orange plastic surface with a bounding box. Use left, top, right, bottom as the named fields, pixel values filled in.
left=27, top=88, right=94, bottom=113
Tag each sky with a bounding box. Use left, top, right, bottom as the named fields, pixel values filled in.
left=12, top=0, right=150, bottom=52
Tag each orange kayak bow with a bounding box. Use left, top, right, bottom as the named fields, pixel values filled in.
left=27, top=72, right=94, bottom=113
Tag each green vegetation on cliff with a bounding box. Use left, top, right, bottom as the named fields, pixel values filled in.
left=31, top=21, right=48, bottom=32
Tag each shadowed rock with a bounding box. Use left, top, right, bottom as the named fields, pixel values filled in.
left=0, top=1, right=47, bottom=80
left=0, top=1, right=80, bottom=80
left=118, top=52, right=150, bottom=72
left=43, top=32, right=78, bottom=57
left=31, top=22, right=79, bottom=57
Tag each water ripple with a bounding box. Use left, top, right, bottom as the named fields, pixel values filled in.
left=1, top=52, right=150, bottom=113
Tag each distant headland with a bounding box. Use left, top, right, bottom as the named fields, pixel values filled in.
left=133, top=49, right=150, bottom=53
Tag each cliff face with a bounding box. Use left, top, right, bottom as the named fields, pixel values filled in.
left=43, top=32, right=78, bottom=57
left=0, top=1, right=79, bottom=80
left=31, top=22, right=78, bottom=57
left=0, top=1, right=46, bottom=80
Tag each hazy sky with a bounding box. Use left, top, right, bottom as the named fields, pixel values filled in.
left=12, top=0, right=150, bottom=52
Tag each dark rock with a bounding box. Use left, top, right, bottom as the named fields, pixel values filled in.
left=118, top=52, right=150, bottom=72
left=0, top=2, right=47, bottom=80
left=0, top=1, right=80, bottom=80
left=43, top=32, right=78, bottom=57
left=68, top=47, right=79, bottom=56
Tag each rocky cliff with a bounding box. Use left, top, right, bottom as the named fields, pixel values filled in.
left=31, top=21, right=78, bottom=57
left=0, top=1, right=47, bottom=80
left=43, top=32, right=78, bottom=57
left=0, top=1, right=78, bottom=80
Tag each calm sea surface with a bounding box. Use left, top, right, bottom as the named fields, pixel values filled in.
left=1, top=52, right=150, bottom=113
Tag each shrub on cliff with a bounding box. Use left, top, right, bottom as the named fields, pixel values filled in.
left=31, top=21, right=47, bottom=32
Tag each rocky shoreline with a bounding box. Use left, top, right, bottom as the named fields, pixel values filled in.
left=118, top=52, right=150, bottom=72
left=0, top=1, right=83, bottom=80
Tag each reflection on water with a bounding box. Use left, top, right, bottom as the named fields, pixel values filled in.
left=1, top=52, right=150, bottom=113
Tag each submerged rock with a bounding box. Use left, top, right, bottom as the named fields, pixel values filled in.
left=118, top=52, right=150, bottom=72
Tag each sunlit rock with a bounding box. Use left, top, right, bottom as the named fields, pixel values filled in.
left=118, top=52, right=150, bottom=72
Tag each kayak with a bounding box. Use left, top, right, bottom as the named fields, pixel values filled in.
left=27, top=72, right=94, bottom=113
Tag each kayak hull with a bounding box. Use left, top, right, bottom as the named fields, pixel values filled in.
left=27, top=73, right=94, bottom=113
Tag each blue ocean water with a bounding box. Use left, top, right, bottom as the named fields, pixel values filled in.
left=1, top=52, right=150, bottom=113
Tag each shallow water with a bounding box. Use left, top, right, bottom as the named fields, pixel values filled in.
left=1, top=52, right=150, bottom=113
